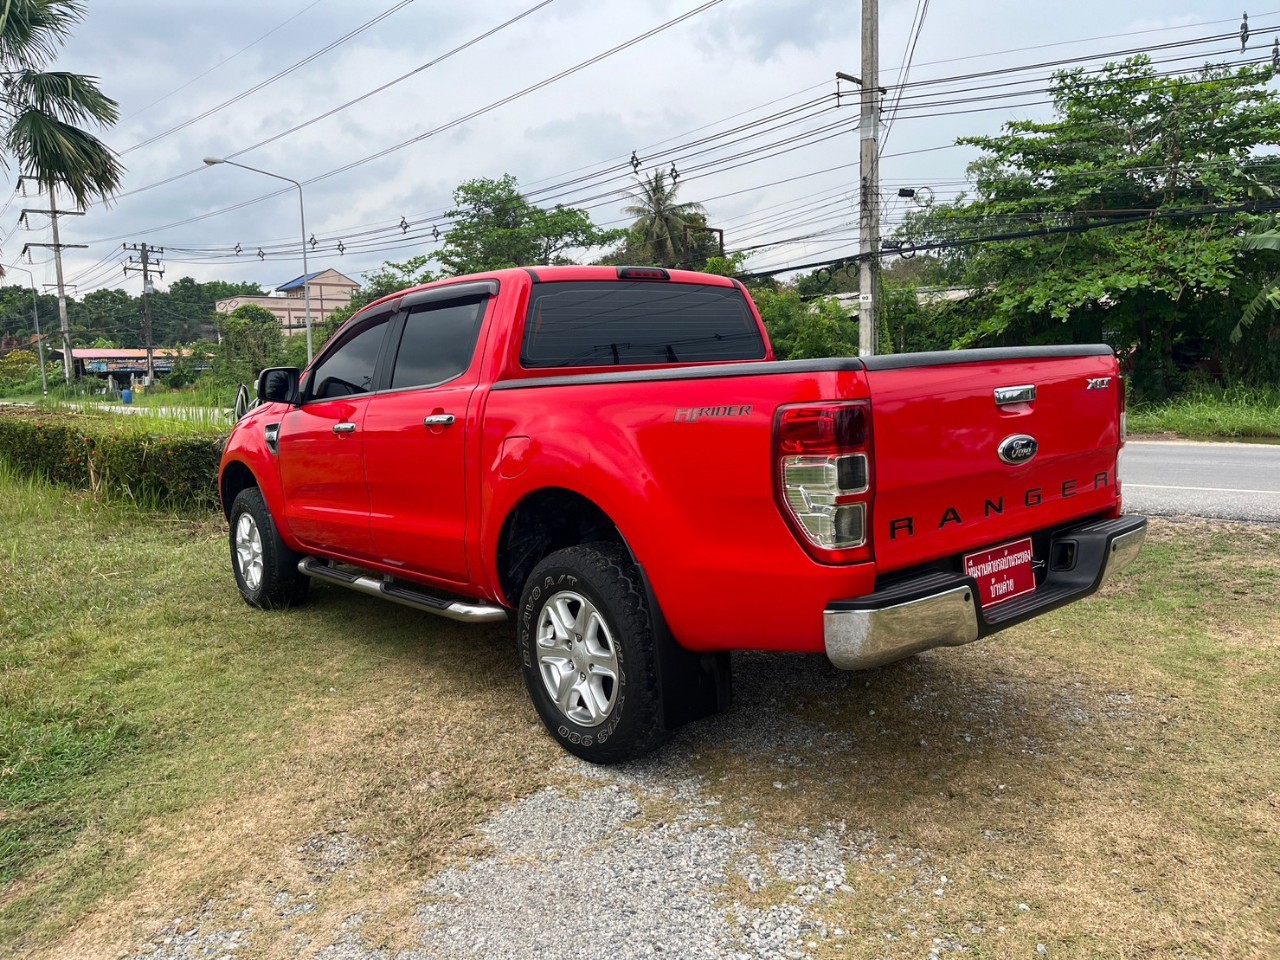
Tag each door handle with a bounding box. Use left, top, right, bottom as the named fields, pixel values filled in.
left=423, top=414, right=456, bottom=427
left=333, top=422, right=357, bottom=434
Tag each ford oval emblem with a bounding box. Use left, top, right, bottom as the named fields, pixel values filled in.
left=998, top=434, right=1038, bottom=465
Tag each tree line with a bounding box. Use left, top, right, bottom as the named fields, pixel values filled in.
left=2, top=0, right=1278, bottom=404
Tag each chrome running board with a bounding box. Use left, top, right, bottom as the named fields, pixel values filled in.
left=297, top=557, right=508, bottom=623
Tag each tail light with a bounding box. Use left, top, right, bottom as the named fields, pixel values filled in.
left=773, top=401, right=873, bottom=563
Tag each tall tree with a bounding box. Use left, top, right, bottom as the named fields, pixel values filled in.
left=901, top=56, right=1280, bottom=397
left=437, top=174, right=619, bottom=275
left=153, top=276, right=264, bottom=344
left=215, top=303, right=283, bottom=384
left=0, top=0, right=124, bottom=208
left=621, top=170, right=706, bottom=267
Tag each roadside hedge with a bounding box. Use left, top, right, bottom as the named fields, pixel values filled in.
left=0, top=408, right=225, bottom=511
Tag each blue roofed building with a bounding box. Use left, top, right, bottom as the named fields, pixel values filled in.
left=215, top=268, right=359, bottom=337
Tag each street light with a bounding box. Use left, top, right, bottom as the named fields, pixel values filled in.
left=202, top=157, right=313, bottom=362
left=8, top=265, right=48, bottom=396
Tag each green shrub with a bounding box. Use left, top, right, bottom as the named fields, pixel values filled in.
left=0, top=409, right=225, bottom=511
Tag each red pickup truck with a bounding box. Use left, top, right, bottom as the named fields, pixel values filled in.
left=219, top=265, right=1146, bottom=763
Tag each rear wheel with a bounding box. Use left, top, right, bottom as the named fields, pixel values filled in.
left=517, top=543, right=665, bottom=764
left=229, top=487, right=309, bottom=609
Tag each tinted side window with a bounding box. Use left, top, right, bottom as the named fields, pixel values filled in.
left=390, top=298, right=486, bottom=390
left=307, top=315, right=390, bottom=401
left=522, top=281, right=766, bottom=368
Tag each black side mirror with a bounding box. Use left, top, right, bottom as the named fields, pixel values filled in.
left=257, top=367, right=300, bottom=404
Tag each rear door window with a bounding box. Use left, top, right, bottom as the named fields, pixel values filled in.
left=389, top=297, right=487, bottom=390
left=522, top=281, right=766, bottom=367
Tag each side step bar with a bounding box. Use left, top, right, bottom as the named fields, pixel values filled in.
left=297, top=558, right=508, bottom=623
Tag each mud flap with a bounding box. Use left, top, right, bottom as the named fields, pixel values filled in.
left=635, top=563, right=732, bottom=730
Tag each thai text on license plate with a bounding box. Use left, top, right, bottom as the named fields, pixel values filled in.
left=963, top=537, right=1036, bottom=607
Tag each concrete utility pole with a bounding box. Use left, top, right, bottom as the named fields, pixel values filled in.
left=124, top=242, right=164, bottom=383
left=858, top=0, right=881, bottom=357
left=8, top=265, right=48, bottom=396
left=20, top=193, right=87, bottom=382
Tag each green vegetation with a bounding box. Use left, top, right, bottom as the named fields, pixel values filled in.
left=0, top=406, right=225, bottom=510
left=436, top=173, right=623, bottom=276
left=899, top=56, right=1280, bottom=399
left=0, top=467, right=557, bottom=953
left=1128, top=384, right=1280, bottom=440
left=1, top=469, right=1275, bottom=957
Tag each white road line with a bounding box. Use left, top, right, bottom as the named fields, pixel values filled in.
left=1126, top=483, right=1280, bottom=495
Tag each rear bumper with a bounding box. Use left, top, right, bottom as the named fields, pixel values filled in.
left=823, top=515, right=1147, bottom=670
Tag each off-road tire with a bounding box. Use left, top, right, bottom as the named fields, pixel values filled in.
left=229, top=487, right=309, bottom=609
left=517, top=542, right=666, bottom=764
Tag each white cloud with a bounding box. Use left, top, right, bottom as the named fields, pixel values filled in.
left=11, top=0, right=1248, bottom=295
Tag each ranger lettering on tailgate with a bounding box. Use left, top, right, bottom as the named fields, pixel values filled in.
left=887, top=471, right=1112, bottom=540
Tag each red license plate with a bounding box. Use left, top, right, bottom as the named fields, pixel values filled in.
left=964, top=537, right=1036, bottom=607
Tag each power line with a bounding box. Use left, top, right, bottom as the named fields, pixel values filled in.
left=739, top=200, right=1280, bottom=280
left=96, top=24, right=1270, bottom=258
left=117, top=0, right=326, bottom=123
left=71, top=24, right=1279, bottom=291
left=111, top=0, right=562, bottom=202
left=121, top=1, right=416, bottom=155
left=880, top=0, right=930, bottom=153
left=89, top=0, right=731, bottom=244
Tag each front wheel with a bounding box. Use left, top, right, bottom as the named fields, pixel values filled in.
left=229, top=487, right=309, bottom=609
left=517, top=543, right=666, bottom=764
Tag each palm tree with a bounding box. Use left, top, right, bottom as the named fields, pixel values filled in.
left=622, top=169, right=705, bottom=267
left=0, top=0, right=123, bottom=209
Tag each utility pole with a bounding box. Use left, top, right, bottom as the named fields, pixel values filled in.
left=858, top=0, right=881, bottom=357
left=124, top=243, right=164, bottom=383
left=19, top=185, right=86, bottom=382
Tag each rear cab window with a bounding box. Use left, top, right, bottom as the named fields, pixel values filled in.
left=522, top=281, right=766, bottom=368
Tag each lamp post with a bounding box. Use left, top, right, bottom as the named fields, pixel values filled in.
left=202, top=157, right=313, bottom=362
left=9, top=265, right=48, bottom=396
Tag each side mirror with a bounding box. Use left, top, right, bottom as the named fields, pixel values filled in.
left=257, top=367, right=300, bottom=404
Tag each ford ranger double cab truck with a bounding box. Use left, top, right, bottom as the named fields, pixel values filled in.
left=219, top=265, right=1146, bottom=763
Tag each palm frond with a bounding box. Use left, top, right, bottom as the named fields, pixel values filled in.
left=0, top=0, right=85, bottom=68
left=10, top=69, right=117, bottom=125
left=1239, top=231, right=1280, bottom=253
left=6, top=107, right=122, bottom=206
left=1234, top=279, right=1280, bottom=343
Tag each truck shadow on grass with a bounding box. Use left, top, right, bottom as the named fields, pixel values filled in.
left=304, top=585, right=1107, bottom=823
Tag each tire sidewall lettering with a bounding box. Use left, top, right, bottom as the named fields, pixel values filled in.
left=521, top=567, right=624, bottom=745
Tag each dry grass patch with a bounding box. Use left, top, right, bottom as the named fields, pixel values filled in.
left=0, top=469, right=560, bottom=958
left=674, top=519, right=1279, bottom=959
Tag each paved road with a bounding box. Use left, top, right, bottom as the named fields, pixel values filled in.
left=1122, top=439, right=1280, bottom=522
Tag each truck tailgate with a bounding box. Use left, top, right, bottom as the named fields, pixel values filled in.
left=864, top=347, right=1122, bottom=574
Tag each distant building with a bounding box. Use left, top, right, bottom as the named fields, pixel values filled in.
left=55, top=348, right=209, bottom=387
left=215, top=268, right=359, bottom=337
left=0, top=333, right=44, bottom=358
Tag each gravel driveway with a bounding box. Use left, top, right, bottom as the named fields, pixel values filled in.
left=127, top=650, right=1068, bottom=960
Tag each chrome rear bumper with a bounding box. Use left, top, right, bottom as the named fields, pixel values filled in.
left=824, top=515, right=1147, bottom=671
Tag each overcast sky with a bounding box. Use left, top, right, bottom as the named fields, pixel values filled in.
left=9, top=0, right=1261, bottom=297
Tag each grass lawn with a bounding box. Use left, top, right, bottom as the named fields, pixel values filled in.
left=693, top=518, right=1280, bottom=959
left=1129, top=385, right=1280, bottom=440
left=1, top=469, right=1276, bottom=958
left=0, top=468, right=558, bottom=956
